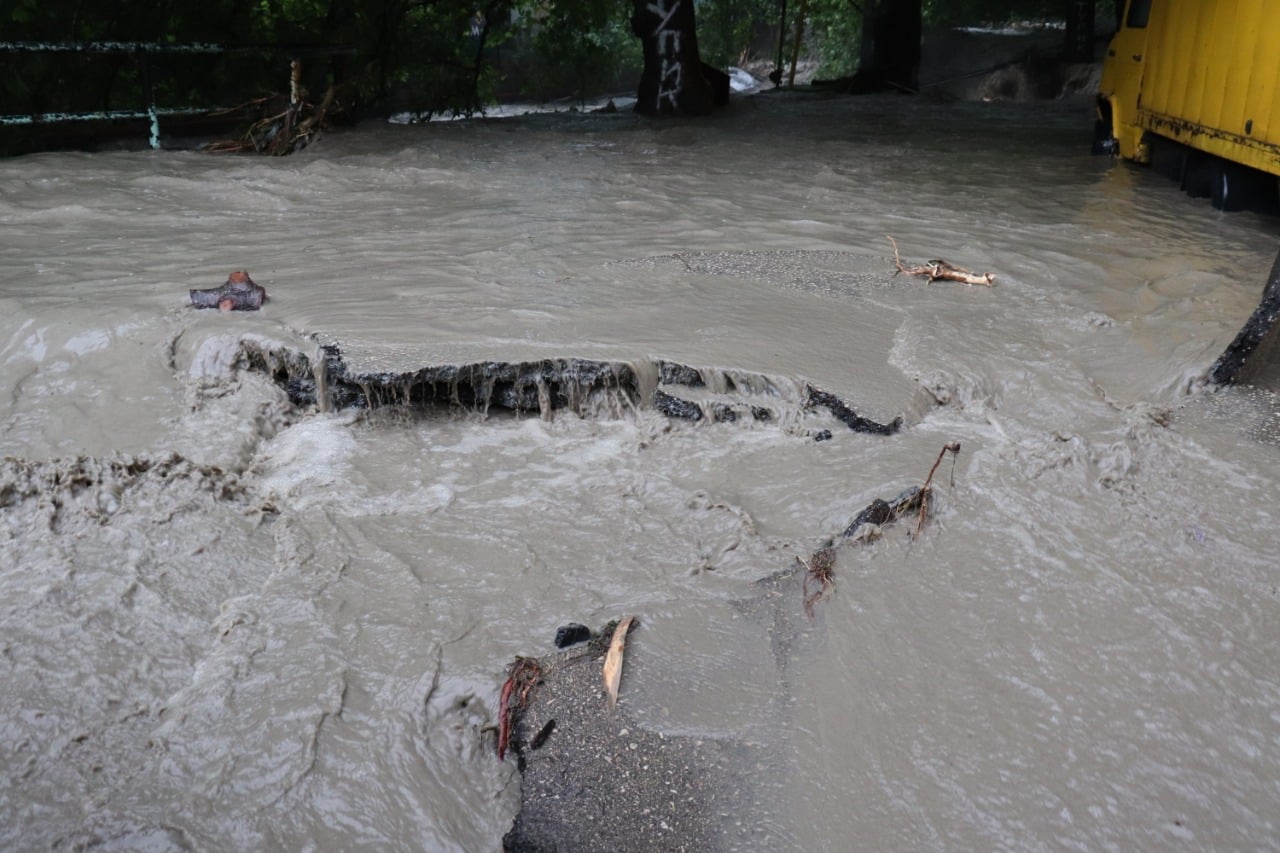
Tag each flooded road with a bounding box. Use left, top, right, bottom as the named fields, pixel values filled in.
left=2, top=92, right=1279, bottom=850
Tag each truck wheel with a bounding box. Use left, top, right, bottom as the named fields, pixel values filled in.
left=1091, top=101, right=1116, bottom=156
left=1180, top=151, right=1210, bottom=198
left=1091, top=119, right=1116, bottom=156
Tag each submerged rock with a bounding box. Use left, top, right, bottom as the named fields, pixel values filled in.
left=553, top=623, right=592, bottom=649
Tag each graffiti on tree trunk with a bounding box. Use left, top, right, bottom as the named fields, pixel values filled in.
left=631, top=0, right=713, bottom=116
left=647, top=0, right=683, bottom=112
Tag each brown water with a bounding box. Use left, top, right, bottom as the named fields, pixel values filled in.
left=2, top=92, right=1279, bottom=851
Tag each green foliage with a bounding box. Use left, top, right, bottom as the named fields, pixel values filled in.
left=695, top=0, right=776, bottom=67
left=7, top=0, right=40, bottom=25
left=0, top=0, right=1119, bottom=139
left=808, top=0, right=1118, bottom=83
left=390, top=2, right=512, bottom=118
left=0, top=0, right=514, bottom=120
left=519, top=0, right=640, bottom=101
left=807, top=0, right=862, bottom=78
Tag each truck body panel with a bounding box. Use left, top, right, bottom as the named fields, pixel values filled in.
left=1099, top=0, right=1280, bottom=177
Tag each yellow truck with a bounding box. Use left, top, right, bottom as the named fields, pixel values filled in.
left=1096, top=0, right=1280, bottom=210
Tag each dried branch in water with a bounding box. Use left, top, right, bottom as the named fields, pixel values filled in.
left=801, top=487, right=923, bottom=617
left=205, top=92, right=333, bottom=155
left=602, top=616, right=637, bottom=711
left=800, top=547, right=837, bottom=620
left=913, top=441, right=962, bottom=538
left=888, top=236, right=995, bottom=286
left=497, top=656, right=542, bottom=760
left=797, top=449, right=958, bottom=618
left=207, top=61, right=346, bottom=156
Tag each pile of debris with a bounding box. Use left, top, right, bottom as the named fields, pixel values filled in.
left=206, top=59, right=349, bottom=155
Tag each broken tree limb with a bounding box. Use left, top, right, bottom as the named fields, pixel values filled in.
left=839, top=486, right=923, bottom=543
left=798, top=445, right=960, bottom=616
left=799, top=486, right=924, bottom=618
left=206, top=59, right=347, bottom=156
left=888, top=236, right=995, bottom=286
left=912, top=441, right=962, bottom=538
left=800, top=548, right=836, bottom=620
left=602, top=616, right=637, bottom=711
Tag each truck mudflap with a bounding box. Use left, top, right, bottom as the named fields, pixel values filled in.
left=1209, top=247, right=1280, bottom=384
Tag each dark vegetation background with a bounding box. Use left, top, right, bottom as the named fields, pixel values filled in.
left=1, top=0, right=1116, bottom=152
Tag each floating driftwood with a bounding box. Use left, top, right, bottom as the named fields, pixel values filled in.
left=912, top=441, right=962, bottom=537
left=799, top=547, right=836, bottom=619
left=797, top=440, right=962, bottom=617
left=888, top=236, right=995, bottom=286
left=797, top=485, right=924, bottom=618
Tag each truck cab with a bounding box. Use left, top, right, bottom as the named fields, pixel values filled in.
left=1095, top=0, right=1280, bottom=211
left=1096, top=0, right=1151, bottom=161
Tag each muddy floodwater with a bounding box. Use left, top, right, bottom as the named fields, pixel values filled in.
left=2, top=92, right=1279, bottom=850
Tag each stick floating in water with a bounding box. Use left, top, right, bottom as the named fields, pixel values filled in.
left=888, top=236, right=995, bottom=286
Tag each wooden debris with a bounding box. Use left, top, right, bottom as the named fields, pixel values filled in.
left=498, top=656, right=542, bottom=761
left=888, top=236, right=995, bottom=286
left=913, top=442, right=962, bottom=538
left=602, top=616, right=637, bottom=711
left=800, top=547, right=837, bottom=620
left=799, top=446, right=960, bottom=617
left=206, top=59, right=345, bottom=156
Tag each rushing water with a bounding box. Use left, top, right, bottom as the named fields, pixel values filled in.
left=2, top=92, right=1279, bottom=851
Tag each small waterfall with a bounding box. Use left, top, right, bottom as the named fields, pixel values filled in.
left=231, top=338, right=903, bottom=435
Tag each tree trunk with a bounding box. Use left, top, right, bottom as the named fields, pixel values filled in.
left=631, top=0, right=713, bottom=116
left=1063, top=0, right=1096, bottom=62
left=853, top=0, right=921, bottom=93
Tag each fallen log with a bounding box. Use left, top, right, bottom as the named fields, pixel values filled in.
left=888, top=236, right=995, bottom=286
